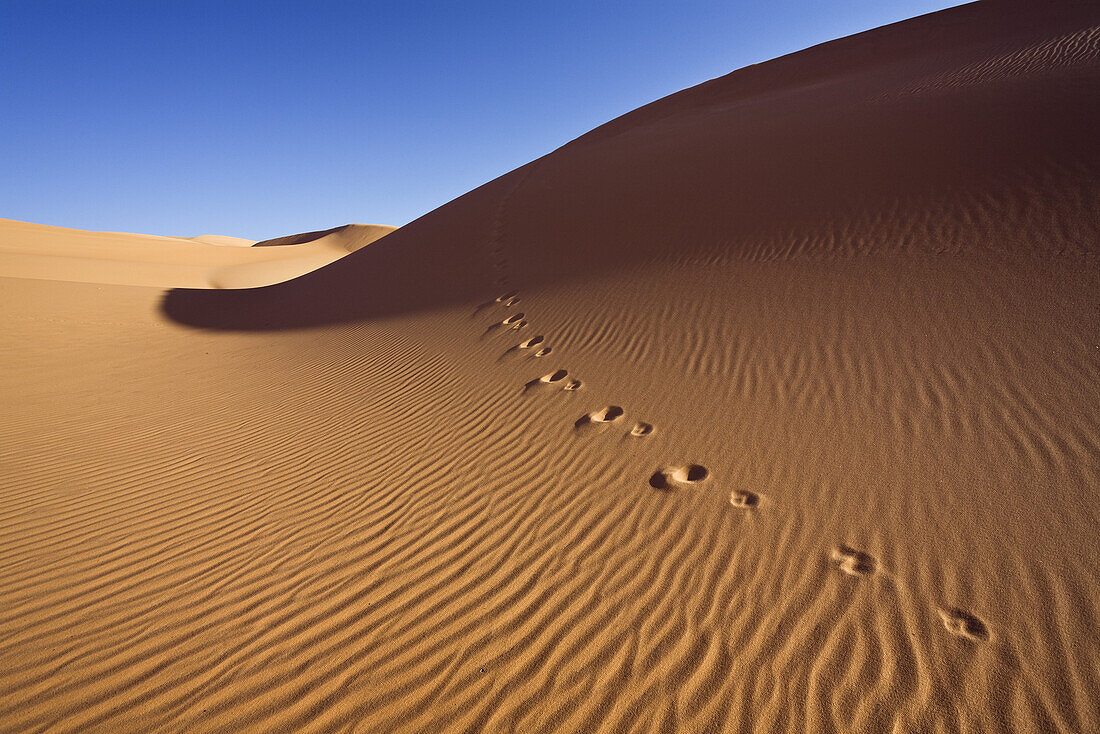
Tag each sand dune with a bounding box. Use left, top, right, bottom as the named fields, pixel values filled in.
left=0, top=218, right=396, bottom=288
left=186, top=235, right=257, bottom=247
left=2, top=0, right=1099, bottom=731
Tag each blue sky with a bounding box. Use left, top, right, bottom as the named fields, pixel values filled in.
left=1, top=0, right=963, bottom=240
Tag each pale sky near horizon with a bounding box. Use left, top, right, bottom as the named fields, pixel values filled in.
left=2, top=0, right=964, bottom=240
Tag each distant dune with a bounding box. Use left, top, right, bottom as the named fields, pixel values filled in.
left=252, top=225, right=358, bottom=248
left=185, top=235, right=257, bottom=247
left=0, top=218, right=395, bottom=288
left=1, top=1, right=1098, bottom=732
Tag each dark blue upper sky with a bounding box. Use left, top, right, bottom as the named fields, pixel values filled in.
left=2, top=0, right=962, bottom=239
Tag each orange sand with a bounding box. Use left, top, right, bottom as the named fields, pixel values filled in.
left=1, top=1, right=1098, bottom=731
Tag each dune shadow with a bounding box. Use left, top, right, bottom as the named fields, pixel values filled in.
left=159, top=174, right=522, bottom=330
left=161, top=230, right=472, bottom=329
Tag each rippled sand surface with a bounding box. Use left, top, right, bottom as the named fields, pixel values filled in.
left=2, top=1, right=1098, bottom=731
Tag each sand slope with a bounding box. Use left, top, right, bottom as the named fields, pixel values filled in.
left=2, top=0, right=1099, bottom=732
left=0, top=218, right=396, bottom=288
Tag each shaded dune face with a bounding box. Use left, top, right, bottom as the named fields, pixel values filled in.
left=251, top=225, right=350, bottom=247
left=162, top=1, right=1099, bottom=331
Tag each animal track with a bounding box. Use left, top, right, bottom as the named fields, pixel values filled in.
left=729, top=490, right=761, bottom=508
left=484, top=287, right=989, bottom=655
left=672, top=465, right=708, bottom=483
left=648, top=472, right=670, bottom=489
left=939, top=608, right=990, bottom=642
left=575, top=406, right=625, bottom=429
left=524, top=370, right=569, bottom=391
left=486, top=313, right=526, bottom=334
left=592, top=405, right=624, bottom=422
left=830, top=546, right=876, bottom=576
left=474, top=291, right=520, bottom=317
left=649, top=464, right=708, bottom=489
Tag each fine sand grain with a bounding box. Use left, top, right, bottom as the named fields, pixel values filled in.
left=2, top=1, right=1099, bottom=731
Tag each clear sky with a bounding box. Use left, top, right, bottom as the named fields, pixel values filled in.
left=1, top=0, right=964, bottom=240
